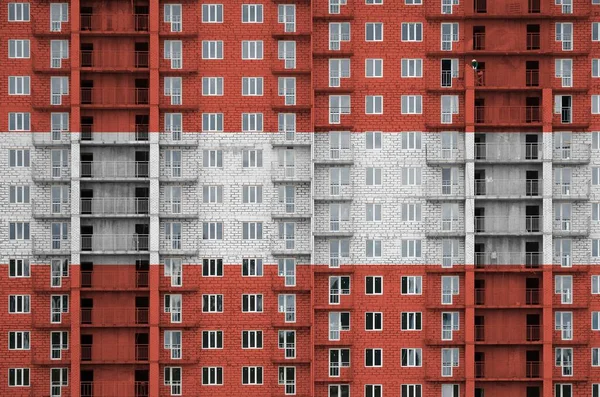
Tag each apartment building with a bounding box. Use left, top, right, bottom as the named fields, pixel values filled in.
left=2, top=0, right=600, bottom=396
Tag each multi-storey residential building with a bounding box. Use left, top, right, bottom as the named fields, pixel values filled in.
left=2, top=0, right=600, bottom=396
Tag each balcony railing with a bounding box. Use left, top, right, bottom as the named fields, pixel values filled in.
left=475, top=325, right=541, bottom=343
left=80, top=131, right=149, bottom=144
left=81, top=343, right=149, bottom=362
left=425, top=218, right=465, bottom=236
left=474, top=252, right=541, bottom=268
left=472, top=0, right=541, bottom=15
left=32, top=131, right=71, bottom=146
left=552, top=219, right=591, bottom=236
left=475, top=143, right=542, bottom=162
left=80, top=14, right=149, bottom=33
left=80, top=50, right=149, bottom=69
left=81, top=307, right=149, bottom=326
left=314, top=147, right=354, bottom=163
left=271, top=161, right=311, bottom=182
left=474, top=179, right=541, bottom=197
left=424, top=144, right=465, bottom=164
left=32, top=199, right=71, bottom=218
left=160, top=235, right=198, bottom=254
left=81, top=270, right=149, bottom=290
left=80, top=198, right=149, bottom=216
left=80, top=381, right=149, bottom=397
left=32, top=162, right=70, bottom=181
left=80, top=234, right=149, bottom=252
left=475, top=106, right=541, bottom=125
left=475, top=361, right=540, bottom=379
left=552, top=144, right=591, bottom=163
left=475, top=216, right=541, bottom=234
left=553, top=180, right=591, bottom=200
left=80, top=161, right=149, bottom=179
left=81, top=87, right=149, bottom=106
left=32, top=237, right=71, bottom=255
left=270, top=238, right=312, bottom=255
left=475, top=69, right=541, bottom=88
left=475, top=288, right=541, bottom=306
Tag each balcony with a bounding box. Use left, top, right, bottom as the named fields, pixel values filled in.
left=313, top=147, right=354, bottom=164
left=271, top=238, right=312, bottom=256
left=469, top=0, right=542, bottom=17
left=552, top=144, right=591, bottom=164
left=552, top=219, right=590, bottom=237
left=160, top=200, right=199, bottom=218
left=553, top=180, right=591, bottom=200
left=81, top=307, right=149, bottom=327
left=313, top=219, right=354, bottom=237
left=32, top=237, right=71, bottom=256
left=80, top=131, right=150, bottom=145
left=474, top=69, right=545, bottom=89
left=80, top=234, right=149, bottom=254
left=32, top=131, right=71, bottom=146
left=159, top=236, right=198, bottom=255
left=81, top=269, right=149, bottom=290
left=32, top=199, right=70, bottom=219
left=475, top=216, right=541, bottom=235
left=423, top=181, right=465, bottom=201
left=474, top=179, right=542, bottom=199
left=81, top=343, right=149, bottom=363
left=80, top=14, right=149, bottom=35
left=475, top=361, right=541, bottom=380
left=474, top=252, right=541, bottom=270
left=469, top=33, right=550, bottom=54
left=80, top=161, right=149, bottom=180
left=475, top=325, right=541, bottom=344
left=314, top=181, right=354, bottom=201
left=159, top=163, right=199, bottom=182
left=425, top=218, right=465, bottom=237
left=81, top=87, right=149, bottom=108
left=475, top=287, right=541, bottom=307
left=424, top=144, right=465, bottom=164
left=81, top=50, right=149, bottom=71
left=80, top=381, right=149, bottom=397
left=271, top=162, right=312, bottom=183
left=32, top=162, right=70, bottom=182
left=474, top=106, right=542, bottom=127
left=270, top=132, right=312, bottom=148
left=271, top=196, right=312, bottom=219
left=80, top=198, right=149, bottom=217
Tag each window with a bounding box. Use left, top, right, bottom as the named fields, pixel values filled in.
left=51, top=112, right=69, bottom=138
left=202, top=77, right=223, bottom=96
left=366, top=385, right=383, bottom=397
left=365, top=276, right=383, bottom=295
left=401, top=23, right=422, bottom=41
left=366, top=239, right=382, bottom=258
left=365, top=23, right=383, bottom=41
left=329, top=312, right=351, bottom=340
left=51, top=222, right=68, bottom=250
left=365, top=312, right=383, bottom=330
left=366, top=167, right=382, bottom=185
left=8, top=368, right=29, bottom=386
left=202, top=367, right=223, bottom=385
left=278, top=40, right=296, bottom=69
left=329, top=349, right=350, bottom=376
left=164, top=4, right=182, bottom=32
left=242, top=4, right=263, bottom=23
left=556, top=59, right=573, bottom=87
left=50, top=3, right=68, bottom=32
left=366, top=0, right=383, bottom=3
left=555, top=275, right=573, bottom=304
left=594, top=312, right=600, bottom=330
left=402, top=95, right=423, bottom=114
left=8, top=39, right=30, bottom=58
left=278, top=222, right=296, bottom=250
left=593, top=348, right=600, bottom=366
left=243, top=258, right=263, bottom=277
left=555, top=347, right=573, bottom=376
left=202, top=185, right=223, bottom=203
left=278, top=294, right=296, bottom=322
left=278, top=258, right=296, bottom=286
left=8, top=113, right=30, bottom=131
left=202, top=40, right=223, bottom=59
left=278, top=77, right=296, bottom=105
left=278, top=5, right=295, bottom=32
left=441, top=95, right=459, bottom=123
left=278, top=366, right=296, bottom=395
left=555, top=311, right=573, bottom=340
left=329, top=95, right=351, bottom=123
left=593, top=203, right=600, bottom=222
left=202, top=4, right=223, bottom=23
left=441, top=23, right=459, bottom=50
left=594, top=384, right=599, bottom=397
left=164, top=367, right=182, bottom=395
left=594, top=239, right=600, bottom=257
left=242, top=330, right=263, bottom=349
left=164, top=258, right=182, bottom=287
left=50, top=40, right=69, bottom=68
left=202, top=258, right=223, bottom=277
left=50, top=368, right=68, bottom=397
left=9, top=222, right=30, bottom=240
left=366, top=204, right=382, bottom=222
left=242, top=222, right=263, bottom=239
left=165, top=113, right=182, bottom=139
left=8, top=331, right=29, bottom=350
left=441, top=276, right=459, bottom=304
left=202, top=149, right=223, bottom=168
left=366, top=131, right=382, bottom=149
left=401, top=204, right=421, bottom=223
left=401, top=59, right=423, bottom=78
left=555, top=384, right=572, bottom=397
left=556, top=23, right=573, bottom=51
left=242, top=367, right=263, bottom=385
left=593, top=275, right=600, bottom=294
left=8, top=76, right=30, bottom=95
left=594, top=22, right=600, bottom=41
left=329, top=59, right=351, bottom=87
left=50, top=331, right=68, bottom=359
left=402, top=167, right=421, bottom=185
left=595, top=168, right=600, bottom=186
left=9, top=259, right=30, bottom=278
left=164, top=294, right=182, bottom=323
left=329, top=22, right=351, bottom=50
left=163, top=222, right=182, bottom=250
left=279, top=113, right=296, bottom=138
left=9, top=186, right=29, bottom=204
left=594, top=96, right=600, bottom=114
left=441, top=348, right=459, bottom=376
left=8, top=3, right=30, bottom=21
left=243, top=186, right=263, bottom=204
left=365, top=348, right=383, bottom=367
left=330, top=238, right=350, bottom=267
left=164, top=330, right=182, bottom=359
left=401, top=348, right=422, bottom=367
left=50, top=295, right=68, bottom=323
left=50, top=259, right=69, bottom=288
left=202, top=294, right=223, bottom=312
left=401, top=276, right=422, bottom=295
left=401, top=385, right=422, bottom=397
left=242, top=41, right=263, bottom=59
left=401, top=312, right=422, bottom=331
left=242, top=113, right=263, bottom=132
left=406, top=0, right=422, bottom=3
left=164, top=76, right=182, bottom=105
left=202, top=330, right=223, bottom=349
left=365, top=95, right=383, bottom=114
left=361, top=59, right=384, bottom=80
left=329, top=276, right=350, bottom=304
left=442, top=312, right=460, bottom=340
left=401, top=131, right=422, bottom=149
left=242, top=77, right=264, bottom=96
left=242, top=294, right=263, bottom=312
left=402, top=239, right=422, bottom=258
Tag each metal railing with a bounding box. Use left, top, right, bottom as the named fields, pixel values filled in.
left=80, top=381, right=149, bottom=397
left=81, top=270, right=149, bottom=289
left=80, top=234, right=149, bottom=252
left=81, top=50, right=149, bottom=69
left=80, top=131, right=149, bottom=144
left=81, top=87, right=149, bottom=106
left=475, top=325, right=541, bottom=343
left=81, top=343, right=149, bottom=362
left=314, top=146, right=354, bottom=162
left=475, top=69, right=541, bottom=87
left=475, top=288, right=540, bottom=306
left=552, top=144, right=591, bottom=162
left=474, top=252, right=541, bottom=268
left=80, top=14, right=149, bottom=32
left=80, top=307, right=149, bottom=326
left=475, top=143, right=542, bottom=161
left=475, top=216, right=541, bottom=234
left=553, top=180, right=591, bottom=199
left=474, top=179, right=541, bottom=197
left=424, top=145, right=465, bottom=163
left=80, top=198, right=149, bottom=215
left=80, top=161, right=149, bottom=178
left=475, top=106, right=541, bottom=125
left=271, top=161, right=311, bottom=181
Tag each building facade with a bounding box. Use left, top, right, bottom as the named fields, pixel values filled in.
left=2, top=0, right=600, bottom=396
